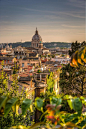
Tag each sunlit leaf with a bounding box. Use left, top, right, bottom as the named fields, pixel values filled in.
left=66, top=122, right=77, bottom=127
left=21, top=98, right=31, bottom=115
left=0, top=95, right=8, bottom=110
left=64, top=114, right=78, bottom=123
left=12, top=104, right=19, bottom=115
left=72, top=98, right=82, bottom=115
left=67, top=98, right=74, bottom=110
left=9, top=125, right=27, bottom=129
left=50, top=97, right=62, bottom=106
left=70, top=46, right=86, bottom=67
left=35, top=97, right=44, bottom=112
left=4, top=97, right=18, bottom=117
left=28, top=122, right=45, bottom=129
left=71, top=118, right=79, bottom=124
left=77, top=118, right=86, bottom=128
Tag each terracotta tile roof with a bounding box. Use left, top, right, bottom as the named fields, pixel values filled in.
left=19, top=75, right=31, bottom=81
left=57, top=65, right=62, bottom=68
left=26, top=47, right=37, bottom=50
left=43, top=48, right=49, bottom=50
left=0, top=57, right=14, bottom=60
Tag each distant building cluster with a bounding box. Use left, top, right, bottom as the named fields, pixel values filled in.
left=0, top=28, right=71, bottom=121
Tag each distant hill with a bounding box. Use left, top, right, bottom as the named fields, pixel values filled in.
left=1, top=42, right=71, bottom=48
left=43, top=42, right=71, bottom=48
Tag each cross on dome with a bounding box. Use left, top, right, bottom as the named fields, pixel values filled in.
left=35, top=27, right=38, bottom=35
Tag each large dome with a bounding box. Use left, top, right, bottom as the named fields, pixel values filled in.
left=32, top=28, right=42, bottom=42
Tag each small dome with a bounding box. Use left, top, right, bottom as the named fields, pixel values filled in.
left=6, top=44, right=9, bottom=49
left=32, top=28, right=42, bottom=42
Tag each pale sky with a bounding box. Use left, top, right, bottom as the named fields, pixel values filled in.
left=0, top=0, right=85, bottom=43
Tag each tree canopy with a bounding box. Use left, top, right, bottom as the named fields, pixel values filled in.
left=60, top=42, right=86, bottom=96
left=59, top=64, right=86, bottom=96
left=69, top=41, right=86, bottom=56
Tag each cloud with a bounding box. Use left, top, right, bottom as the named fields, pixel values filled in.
left=68, top=0, right=85, bottom=8
left=20, top=7, right=85, bottom=19
left=0, top=21, right=15, bottom=24
left=0, top=28, right=27, bottom=31
left=59, top=11, right=85, bottom=19
left=18, top=7, right=57, bottom=14
left=62, top=24, right=85, bottom=28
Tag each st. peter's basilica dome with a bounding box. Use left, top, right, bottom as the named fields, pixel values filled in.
left=32, top=28, right=42, bottom=42
left=31, top=28, right=42, bottom=48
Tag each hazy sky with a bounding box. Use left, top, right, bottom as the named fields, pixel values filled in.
left=0, top=0, right=85, bottom=43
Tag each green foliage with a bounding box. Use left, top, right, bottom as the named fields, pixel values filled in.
left=0, top=61, right=26, bottom=99
left=59, top=63, right=86, bottom=96
left=0, top=95, right=34, bottom=128
left=0, top=111, right=32, bottom=128
left=50, top=97, right=62, bottom=106
left=0, top=61, right=33, bottom=128
left=69, top=41, right=86, bottom=56
left=60, top=43, right=86, bottom=96
left=0, top=49, right=86, bottom=128
left=4, top=97, right=18, bottom=117
left=80, top=96, right=86, bottom=106
left=21, top=99, right=32, bottom=115
left=61, top=54, right=65, bottom=57
left=0, top=96, right=8, bottom=110
left=69, top=41, right=81, bottom=56
left=47, top=95, right=86, bottom=128
left=37, top=69, right=41, bottom=73
left=46, top=72, right=55, bottom=93
left=51, top=54, right=55, bottom=58
left=72, top=98, right=82, bottom=115
left=8, top=41, right=71, bottom=49
left=70, top=46, right=86, bottom=67
left=35, top=97, right=44, bottom=112
left=77, top=118, right=86, bottom=128
left=0, top=93, right=86, bottom=128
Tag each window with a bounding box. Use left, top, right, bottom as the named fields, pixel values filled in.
left=6, top=60, right=8, bottom=64
left=22, top=56, right=24, bottom=59
left=17, top=56, right=20, bottom=59
left=22, top=63, right=24, bottom=67
left=27, top=63, right=30, bottom=66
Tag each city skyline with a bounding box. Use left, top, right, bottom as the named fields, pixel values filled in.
left=0, top=0, right=85, bottom=43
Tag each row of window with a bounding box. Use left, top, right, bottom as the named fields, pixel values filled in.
left=3, top=65, right=11, bottom=69
left=32, top=43, right=38, bottom=47
left=0, top=60, right=12, bottom=64
left=22, top=63, right=30, bottom=67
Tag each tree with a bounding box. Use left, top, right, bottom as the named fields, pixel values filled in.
left=59, top=63, right=86, bottom=96
left=46, top=72, right=55, bottom=93
left=70, top=45, right=86, bottom=67
left=69, top=41, right=86, bottom=56
left=0, top=61, right=32, bottom=128
left=0, top=61, right=26, bottom=99
left=60, top=44, right=86, bottom=96
left=52, top=54, right=55, bottom=58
